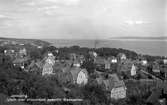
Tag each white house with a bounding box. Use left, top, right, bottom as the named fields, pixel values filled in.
left=42, top=53, right=55, bottom=76
left=163, top=59, right=167, bottom=64
left=73, top=60, right=81, bottom=67
left=141, top=60, right=148, bottom=66
left=102, top=74, right=127, bottom=99
left=70, top=68, right=88, bottom=85
left=37, top=46, right=43, bottom=49
left=93, top=51, right=97, bottom=58
left=42, top=63, right=54, bottom=75
left=111, top=58, right=118, bottom=64
left=110, top=81, right=127, bottom=99
left=131, top=64, right=137, bottom=76
left=89, top=51, right=97, bottom=58
left=19, top=43, right=24, bottom=46
left=121, top=54, right=126, bottom=60
left=73, top=63, right=81, bottom=67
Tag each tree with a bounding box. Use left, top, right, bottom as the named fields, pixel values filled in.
left=82, top=60, right=95, bottom=74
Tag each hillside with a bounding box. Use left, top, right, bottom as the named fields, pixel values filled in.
left=0, top=37, right=50, bottom=47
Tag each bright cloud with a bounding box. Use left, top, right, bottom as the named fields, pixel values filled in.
left=0, top=14, right=8, bottom=18
left=0, top=0, right=165, bottom=38
left=26, top=1, right=36, bottom=6
left=125, top=20, right=148, bottom=25
left=45, top=0, right=80, bottom=5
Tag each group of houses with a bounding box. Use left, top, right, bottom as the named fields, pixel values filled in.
left=26, top=51, right=127, bottom=99
left=96, top=72, right=127, bottom=99
left=3, top=46, right=167, bottom=101
left=4, top=48, right=30, bottom=70
left=33, top=52, right=89, bottom=86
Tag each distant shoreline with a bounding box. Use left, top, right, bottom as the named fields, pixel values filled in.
left=43, top=37, right=167, bottom=42
left=43, top=39, right=167, bottom=57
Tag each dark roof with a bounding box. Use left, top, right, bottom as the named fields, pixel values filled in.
left=102, top=74, right=126, bottom=91
left=109, top=74, right=120, bottom=82
left=70, top=67, right=88, bottom=82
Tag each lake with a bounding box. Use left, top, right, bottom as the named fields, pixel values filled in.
left=43, top=39, right=167, bottom=57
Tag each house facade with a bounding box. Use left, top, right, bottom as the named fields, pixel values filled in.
left=70, top=67, right=88, bottom=85
left=163, top=59, right=167, bottom=65
left=42, top=63, right=54, bottom=75
left=131, top=64, right=137, bottom=76
left=76, top=69, right=88, bottom=85
left=42, top=53, right=55, bottom=76
left=110, top=81, right=127, bottom=99
left=100, top=74, right=127, bottom=99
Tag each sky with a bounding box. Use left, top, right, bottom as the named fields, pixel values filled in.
left=0, top=0, right=166, bottom=39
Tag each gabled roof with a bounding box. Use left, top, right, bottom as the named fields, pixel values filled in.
left=70, top=67, right=88, bottom=82
left=109, top=74, right=120, bottom=82
left=70, top=67, right=81, bottom=81
left=102, top=74, right=126, bottom=91
left=103, top=79, right=115, bottom=90
left=114, top=80, right=125, bottom=88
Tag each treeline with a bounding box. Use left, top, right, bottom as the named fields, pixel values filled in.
left=47, top=45, right=164, bottom=62
left=46, top=45, right=138, bottom=60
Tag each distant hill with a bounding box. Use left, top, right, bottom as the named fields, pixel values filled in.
left=0, top=37, right=50, bottom=47
left=110, top=36, right=167, bottom=40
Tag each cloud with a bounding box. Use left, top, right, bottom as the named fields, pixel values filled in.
left=26, top=1, right=36, bottom=6
left=0, top=14, right=9, bottom=18
left=37, top=5, right=59, bottom=15
left=23, top=0, right=79, bottom=15
left=25, top=0, right=81, bottom=6
left=38, top=5, right=58, bottom=11
left=45, top=0, right=80, bottom=5
left=125, top=20, right=148, bottom=25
